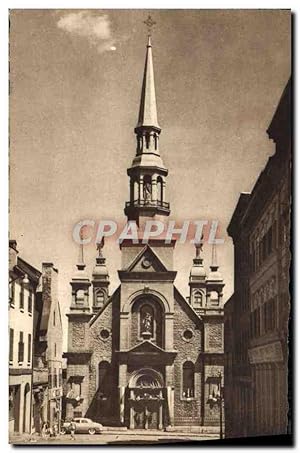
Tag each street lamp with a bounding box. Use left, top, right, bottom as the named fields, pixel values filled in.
left=207, top=371, right=224, bottom=439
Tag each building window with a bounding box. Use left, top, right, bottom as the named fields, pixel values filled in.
left=99, top=329, right=110, bottom=340
left=70, top=377, right=82, bottom=397
left=28, top=290, right=33, bottom=314
left=250, top=308, right=261, bottom=338
left=182, top=361, right=195, bottom=398
left=194, top=291, right=203, bottom=307
left=9, top=282, right=15, bottom=306
left=182, top=329, right=194, bottom=342
left=49, top=372, right=53, bottom=389
left=9, top=328, right=14, bottom=363
left=95, top=290, right=105, bottom=307
left=53, top=310, right=56, bottom=326
left=19, top=284, right=24, bottom=310
left=157, top=176, right=163, bottom=203
left=98, top=361, right=111, bottom=398
left=27, top=334, right=32, bottom=364
left=76, top=289, right=85, bottom=304
left=207, top=377, right=221, bottom=400
left=210, top=291, right=219, bottom=306
left=264, top=298, right=276, bottom=333
left=9, top=386, right=16, bottom=421
left=18, top=332, right=24, bottom=363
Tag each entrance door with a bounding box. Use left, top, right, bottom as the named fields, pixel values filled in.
left=133, top=404, right=159, bottom=429
left=133, top=405, right=145, bottom=429
left=146, top=404, right=159, bottom=429
left=128, top=368, right=164, bottom=430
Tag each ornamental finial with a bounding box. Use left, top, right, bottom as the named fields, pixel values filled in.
left=195, top=234, right=204, bottom=258
left=96, top=237, right=105, bottom=258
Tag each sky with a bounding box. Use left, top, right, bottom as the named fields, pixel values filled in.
left=9, top=9, right=291, bottom=344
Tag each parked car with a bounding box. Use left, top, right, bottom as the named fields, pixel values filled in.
left=61, top=418, right=103, bottom=435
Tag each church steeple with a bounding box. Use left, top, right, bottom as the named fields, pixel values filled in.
left=136, top=35, right=160, bottom=131
left=124, top=30, right=170, bottom=226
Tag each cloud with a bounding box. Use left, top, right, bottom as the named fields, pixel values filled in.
left=57, top=11, right=116, bottom=53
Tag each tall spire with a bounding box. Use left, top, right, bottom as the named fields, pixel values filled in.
left=136, top=35, right=160, bottom=130
left=124, top=21, right=170, bottom=225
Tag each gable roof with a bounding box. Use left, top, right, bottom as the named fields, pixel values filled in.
left=89, top=285, right=120, bottom=327
left=124, top=244, right=168, bottom=273
left=17, top=256, right=41, bottom=284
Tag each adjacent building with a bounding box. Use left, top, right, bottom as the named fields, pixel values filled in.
left=9, top=240, right=41, bottom=435
left=224, top=78, right=291, bottom=437
left=64, top=35, right=225, bottom=430
left=32, top=263, right=63, bottom=433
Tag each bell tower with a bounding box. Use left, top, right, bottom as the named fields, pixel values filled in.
left=92, top=240, right=110, bottom=313
left=124, top=35, right=170, bottom=226
left=205, top=244, right=225, bottom=310
left=189, top=241, right=207, bottom=314
left=70, top=242, right=91, bottom=313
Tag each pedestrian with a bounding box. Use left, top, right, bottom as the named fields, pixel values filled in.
left=41, top=422, right=47, bottom=438
left=69, top=420, right=76, bottom=440
left=53, top=422, right=59, bottom=438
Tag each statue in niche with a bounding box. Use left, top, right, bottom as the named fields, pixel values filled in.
left=143, top=178, right=152, bottom=204
left=142, top=311, right=153, bottom=334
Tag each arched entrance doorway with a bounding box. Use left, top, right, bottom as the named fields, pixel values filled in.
left=128, top=369, right=164, bottom=430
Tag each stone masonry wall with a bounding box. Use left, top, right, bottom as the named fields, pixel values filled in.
left=173, top=295, right=202, bottom=425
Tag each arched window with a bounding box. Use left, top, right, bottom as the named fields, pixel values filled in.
left=182, top=361, right=195, bottom=398
left=98, top=361, right=111, bottom=397
left=194, top=291, right=203, bottom=307
left=157, top=176, right=163, bottom=204
left=145, top=133, right=150, bottom=149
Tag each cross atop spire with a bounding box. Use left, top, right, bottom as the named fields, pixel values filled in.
left=143, top=15, right=156, bottom=36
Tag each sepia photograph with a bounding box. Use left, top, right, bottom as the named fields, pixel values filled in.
left=8, top=7, right=292, bottom=445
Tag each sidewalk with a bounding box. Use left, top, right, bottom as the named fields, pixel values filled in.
left=10, top=428, right=220, bottom=445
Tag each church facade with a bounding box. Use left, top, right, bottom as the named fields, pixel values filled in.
left=64, top=35, right=224, bottom=430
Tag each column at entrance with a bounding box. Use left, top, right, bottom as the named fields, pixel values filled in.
left=129, top=390, right=134, bottom=430
left=165, top=364, right=174, bottom=427
left=118, top=364, right=127, bottom=425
